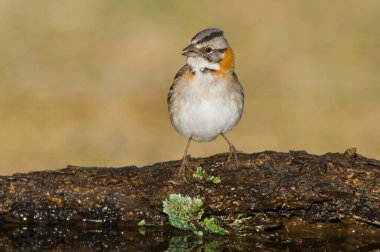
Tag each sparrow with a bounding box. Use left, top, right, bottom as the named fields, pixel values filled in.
left=167, top=28, right=244, bottom=181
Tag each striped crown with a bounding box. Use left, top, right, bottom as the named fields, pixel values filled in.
left=190, top=28, right=225, bottom=45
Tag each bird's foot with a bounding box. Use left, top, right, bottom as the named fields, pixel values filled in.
left=226, top=145, right=243, bottom=168
left=169, top=155, right=191, bottom=185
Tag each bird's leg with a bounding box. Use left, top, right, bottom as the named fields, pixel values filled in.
left=220, top=133, right=240, bottom=167
left=177, top=137, right=192, bottom=183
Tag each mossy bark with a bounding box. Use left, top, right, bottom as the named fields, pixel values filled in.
left=0, top=148, right=379, bottom=228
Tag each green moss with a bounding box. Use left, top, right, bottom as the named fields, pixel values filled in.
left=192, top=167, right=222, bottom=184
left=202, top=217, right=229, bottom=235
left=163, top=194, right=228, bottom=236
left=193, top=166, right=207, bottom=180
left=137, top=218, right=156, bottom=235
left=137, top=219, right=155, bottom=227
left=138, top=219, right=146, bottom=226
left=163, top=194, right=204, bottom=235
left=210, top=176, right=221, bottom=184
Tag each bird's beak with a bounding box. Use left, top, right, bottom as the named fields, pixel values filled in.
left=182, top=44, right=199, bottom=56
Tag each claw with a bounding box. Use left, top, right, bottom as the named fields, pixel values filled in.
left=227, top=144, right=242, bottom=168
left=227, top=145, right=237, bottom=165
left=221, top=133, right=242, bottom=168
left=171, top=137, right=192, bottom=184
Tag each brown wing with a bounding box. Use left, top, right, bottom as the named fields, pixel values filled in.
left=232, top=71, right=244, bottom=104
left=231, top=71, right=244, bottom=123
left=167, top=64, right=191, bottom=105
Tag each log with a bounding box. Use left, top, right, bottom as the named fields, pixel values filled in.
left=0, top=148, right=379, bottom=227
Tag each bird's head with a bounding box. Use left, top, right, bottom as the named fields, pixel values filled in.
left=182, top=28, right=235, bottom=73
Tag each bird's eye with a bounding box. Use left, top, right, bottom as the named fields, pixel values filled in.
left=204, top=47, right=212, bottom=54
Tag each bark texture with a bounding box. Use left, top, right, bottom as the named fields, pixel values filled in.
left=0, top=148, right=379, bottom=228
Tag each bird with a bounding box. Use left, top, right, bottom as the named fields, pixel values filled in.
left=167, top=28, right=244, bottom=181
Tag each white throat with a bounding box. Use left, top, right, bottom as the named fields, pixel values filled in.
left=187, top=56, right=220, bottom=72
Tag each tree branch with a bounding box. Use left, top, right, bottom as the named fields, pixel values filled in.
left=0, top=148, right=379, bottom=228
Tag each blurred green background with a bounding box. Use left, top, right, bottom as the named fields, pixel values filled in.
left=1, top=0, right=379, bottom=175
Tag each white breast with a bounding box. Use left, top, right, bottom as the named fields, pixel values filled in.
left=170, top=72, right=242, bottom=142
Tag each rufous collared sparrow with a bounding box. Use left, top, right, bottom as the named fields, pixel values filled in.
left=168, top=28, right=244, bottom=181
